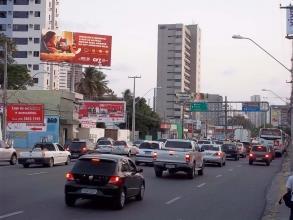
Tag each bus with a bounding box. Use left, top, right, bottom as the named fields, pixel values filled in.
left=259, top=128, right=287, bottom=156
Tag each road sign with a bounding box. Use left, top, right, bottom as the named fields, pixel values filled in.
left=176, top=92, right=193, bottom=102
left=242, top=102, right=260, bottom=112
left=190, top=102, right=208, bottom=112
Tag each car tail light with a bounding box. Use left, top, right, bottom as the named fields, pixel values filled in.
left=274, top=140, right=279, bottom=146
left=109, top=176, right=123, bottom=185
left=153, top=152, right=157, bottom=160
left=214, top=152, right=221, bottom=156
left=185, top=154, right=191, bottom=162
left=249, top=153, right=254, bottom=157
left=82, top=147, right=87, bottom=152
left=66, top=172, right=74, bottom=181
left=265, top=154, right=269, bottom=158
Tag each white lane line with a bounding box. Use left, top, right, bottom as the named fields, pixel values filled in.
left=197, top=183, right=206, bottom=188
left=237, top=165, right=242, bottom=168
left=165, top=196, right=181, bottom=205
left=216, top=174, right=222, bottom=178
left=27, top=172, right=48, bottom=176
left=0, top=211, right=24, bottom=219
left=228, top=168, right=233, bottom=172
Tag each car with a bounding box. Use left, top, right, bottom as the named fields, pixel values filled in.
left=156, top=138, right=167, bottom=143
left=249, top=145, right=272, bottom=166
left=267, top=145, right=276, bottom=160
left=0, top=140, right=17, bottom=165
left=64, top=154, right=145, bottom=209
left=112, top=140, right=135, bottom=157
left=197, top=140, right=213, bottom=149
left=96, top=139, right=114, bottom=154
left=67, top=140, right=95, bottom=159
left=221, top=143, right=240, bottom=161
left=201, top=144, right=226, bottom=167
left=133, top=140, right=144, bottom=147
left=236, top=143, right=246, bottom=158
left=242, top=142, right=252, bottom=155
left=135, top=141, right=163, bottom=165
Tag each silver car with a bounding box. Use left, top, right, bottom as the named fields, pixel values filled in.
left=201, top=144, right=226, bottom=167
left=135, top=141, right=163, bottom=165
left=96, top=139, right=114, bottom=154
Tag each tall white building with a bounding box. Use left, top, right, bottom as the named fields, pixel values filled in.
left=248, top=95, right=266, bottom=128
left=156, top=24, right=201, bottom=120
left=0, top=0, right=60, bottom=90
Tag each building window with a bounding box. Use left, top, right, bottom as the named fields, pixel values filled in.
left=0, top=0, right=7, bottom=4
left=13, top=11, right=29, bottom=18
left=0, top=11, right=7, bottom=18
left=13, top=51, right=28, bottom=58
left=35, top=0, right=41, bottom=3
left=14, top=0, right=29, bottom=5
left=13, top=38, right=28, bottom=45
left=33, top=51, right=39, bottom=57
left=34, top=11, right=40, bottom=17
left=13, top=24, right=28, bottom=31
left=34, top=38, right=40, bottom=44
left=33, top=64, right=39, bottom=70
left=0, top=24, right=6, bottom=31
left=33, top=78, right=39, bottom=84
left=34, top=24, right=40, bottom=30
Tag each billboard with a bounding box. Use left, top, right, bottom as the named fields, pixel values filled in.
left=271, top=108, right=281, bottom=127
left=7, top=104, right=44, bottom=123
left=7, top=121, right=46, bottom=132
left=40, top=30, right=112, bottom=66
left=79, top=101, right=126, bottom=123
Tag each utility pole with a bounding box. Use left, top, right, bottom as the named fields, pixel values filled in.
left=128, top=76, right=141, bottom=142
left=224, top=96, right=228, bottom=140
left=181, top=102, right=185, bottom=139
left=2, top=41, right=7, bottom=141
left=70, top=64, right=76, bottom=92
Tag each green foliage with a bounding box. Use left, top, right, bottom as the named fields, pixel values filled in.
left=0, top=33, right=16, bottom=64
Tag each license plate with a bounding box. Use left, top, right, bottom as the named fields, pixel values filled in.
left=144, top=151, right=151, bottom=155
left=26, top=159, right=34, bottom=163
left=81, top=188, right=97, bottom=195
left=166, top=164, right=175, bottom=168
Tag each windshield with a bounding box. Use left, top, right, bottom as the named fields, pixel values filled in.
left=252, top=146, right=267, bottom=152
left=139, top=142, right=160, bottom=149
left=97, top=140, right=111, bottom=145
left=33, top=143, right=55, bottom=151
left=260, top=129, right=281, bottom=137
left=69, top=142, right=86, bottom=150
left=113, top=141, right=127, bottom=146
left=198, top=140, right=211, bottom=144
left=202, top=145, right=219, bottom=151
left=72, top=158, right=117, bottom=175
left=222, top=144, right=236, bottom=150
left=165, top=141, right=192, bottom=149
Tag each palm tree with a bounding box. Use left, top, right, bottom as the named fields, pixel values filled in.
left=76, top=67, right=109, bottom=100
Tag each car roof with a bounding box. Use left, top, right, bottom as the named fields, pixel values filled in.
left=142, top=141, right=161, bottom=144
left=79, top=153, right=128, bottom=162
left=166, top=139, right=192, bottom=142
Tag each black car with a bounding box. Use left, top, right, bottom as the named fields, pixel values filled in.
left=221, top=143, right=240, bottom=161
left=64, top=154, right=145, bottom=209
left=67, top=141, right=95, bottom=158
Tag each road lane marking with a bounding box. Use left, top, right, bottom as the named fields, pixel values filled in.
left=165, top=196, right=181, bottom=205
left=236, top=165, right=242, bottom=167
left=197, top=183, right=206, bottom=188
left=228, top=168, right=233, bottom=172
left=27, top=172, right=48, bottom=176
left=216, top=174, right=222, bottom=178
left=0, top=211, right=23, bottom=219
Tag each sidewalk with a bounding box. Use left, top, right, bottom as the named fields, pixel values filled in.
left=262, top=146, right=292, bottom=220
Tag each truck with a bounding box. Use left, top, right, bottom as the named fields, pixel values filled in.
left=18, top=142, right=71, bottom=168
left=153, top=139, right=204, bottom=179
left=234, top=128, right=251, bottom=143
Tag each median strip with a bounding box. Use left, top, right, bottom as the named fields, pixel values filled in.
left=197, top=183, right=206, bottom=188
left=0, top=211, right=23, bottom=219
left=27, top=172, right=48, bottom=176
left=165, top=196, right=181, bottom=205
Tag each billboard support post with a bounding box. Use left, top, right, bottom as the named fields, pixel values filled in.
left=71, top=64, right=75, bottom=92
left=2, top=41, right=7, bottom=141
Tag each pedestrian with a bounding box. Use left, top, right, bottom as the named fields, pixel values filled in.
left=286, top=175, right=293, bottom=220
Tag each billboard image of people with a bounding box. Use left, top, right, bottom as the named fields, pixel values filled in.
left=40, top=30, right=112, bottom=66
left=79, top=101, right=126, bottom=123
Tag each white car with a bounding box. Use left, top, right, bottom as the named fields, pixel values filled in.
left=201, top=144, right=226, bottom=167
left=18, top=142, right=71, bottom=168
left=197, top=140, right=213, bottom=149
left=0, top=140, right=17, bottom=165
left=96, top=139, right=114, bottom=154
left=135, top=141, right=163, bottom=165
left=236, top=142, right=247, bottom=158
left=112, top=140, right=135, bottom=156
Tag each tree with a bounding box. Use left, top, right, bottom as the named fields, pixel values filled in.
left=75, top=67, right=111, bottom=100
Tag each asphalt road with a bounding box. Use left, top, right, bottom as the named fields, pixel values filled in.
left=0, top=156, right=283, bottom=220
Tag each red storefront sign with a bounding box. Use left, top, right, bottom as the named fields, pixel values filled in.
left=7, top=104, right=44, bottom=123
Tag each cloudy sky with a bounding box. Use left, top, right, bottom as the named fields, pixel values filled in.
left=59, top=0, right=292, bottom=105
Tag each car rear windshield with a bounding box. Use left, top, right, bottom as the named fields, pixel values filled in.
left=72, top=158, right=117, bottom=175
left=113, top=141, right=126, bottom=146
left=69, top=142, right=86, bottom=150
left=214, top=141, right=223, bottom=145
left=198, top=140, right=211, bottom=144
left=139, top=142, right=160, bottom=149
left=222, top=144, right=236, bottom=150
left=33, top=143, right=55, bottom=151
left=202, top=145, right=219, bottom=151
left=97, top=140, right=111, bottom=145
left=165, top=141, right=192, bottom=149
left=252, top=146, right=267, bottom=152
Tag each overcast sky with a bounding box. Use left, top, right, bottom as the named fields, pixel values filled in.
left=59, top=0, right=292, bottom=105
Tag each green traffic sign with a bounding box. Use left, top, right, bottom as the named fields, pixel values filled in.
left=190, top=102, right=208, bottom=112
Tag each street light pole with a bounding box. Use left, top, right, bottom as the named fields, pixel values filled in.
left=128, top=76, right=141, bottom=142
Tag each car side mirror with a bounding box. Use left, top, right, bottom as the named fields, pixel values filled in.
left=137, top=168, right=143, bottom=173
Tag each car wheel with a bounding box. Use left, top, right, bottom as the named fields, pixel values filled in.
left=155, top=168, right=163, bottom=177
left=187, top=165, right=195, bottom=179
left=234, top=156, right=238, bottom=161
left=114, top=189, right=126, bottom=209
left=223, top=160, right=226, bottom=166
left=10, top=154, right=17, bottom=165
left=65, top=156, right=70, bottom=165
left=135, top=161, right=140, bottom=166
left=169, top=169, right=176, bottom=175
left=249, top=160, right=253, bottom=165
left=23, top=163, right=29, bottom=168
left=198, top=163, right=204, bottom=176
left=65, top=194, right=76, bottom=207
left=266, top=161, right=270, bottom=166
left=47, top=158, right=54, bottom=167
left=136, top=183, right=145, bottom=201
left=218, top=161, right=223, bottom=167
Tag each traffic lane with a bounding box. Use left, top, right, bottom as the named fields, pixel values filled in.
left=0, top=158, right=251, bottom=220
left=160, top=157, right=283, bottom=220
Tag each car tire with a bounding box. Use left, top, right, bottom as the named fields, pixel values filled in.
left=10, top=154, right=17, bottom=165
left=234, top=156, right=238, bottom=161
left=266, top=161, right=270, bottom=166
left=218, top=161, right=223, bottom=167
left=65, top=156, right=70, bottom=165
left=223, top=160, right=226, bottom=166
left=155, top=168, right=163, bottom=177
left=65, top=194, right=76, bottom=207
left=114, top=189, right=126, bottom=209
left=135, top=161, right=140, bottom=166
left=169, top=169, right=176, bottom=175
left=187, top=165, right=195, bottom=179
left=198, top=164, right=204, bottom=176
left=23, top=163, right=29, bottom=168
left=135, top=183, right=145, bottom=201
left=47, top=158, right=54, bottom=167
left=249, top=160, right=253, bottom=165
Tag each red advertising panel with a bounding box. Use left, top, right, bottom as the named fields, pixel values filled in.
left=79, top=101, right=126, bottom=123
left=7, top=104, right=44, bottom=123
left=40, top=30, right=112, bottom=66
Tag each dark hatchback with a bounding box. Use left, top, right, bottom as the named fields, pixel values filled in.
left=221, top=143, right=240, bottom=161
left=64, top=154, right=145, bottom=209
left=67, top=141, right=95, bottom=159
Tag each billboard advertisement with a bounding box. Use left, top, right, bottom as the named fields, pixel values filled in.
left=79, top=101, right=126, bottom=123
left=271, top=108, right=281, bottom=127
left=40, top=30, right=112, bottom=66
left=7, top=104, right=44, bottom=123
left=7, top=121, right=46, bottom=132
